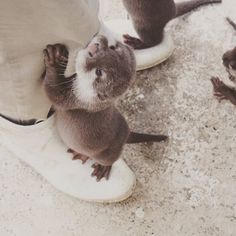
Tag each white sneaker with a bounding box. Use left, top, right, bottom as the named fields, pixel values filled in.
left=103, top=19, right=174, bottom=71
left=0, top=115, right=136, bottom=203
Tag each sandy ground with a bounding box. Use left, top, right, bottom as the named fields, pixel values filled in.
left=1, top=0, right=236, bottom=235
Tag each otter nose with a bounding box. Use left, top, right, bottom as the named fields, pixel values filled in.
left=88, top=43, right=99, bottom=57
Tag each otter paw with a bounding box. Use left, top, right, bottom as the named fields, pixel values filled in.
left=91, top=163, right=112, bottom=181
left=211, top=77, right=228, bottom=92
left=67, top=149, right=89, bottom=164
left=123, top=34, right=146, bottom=49
left=43, top=44, right=68, bottom=70
left=211, top=77, right=232, bottom=102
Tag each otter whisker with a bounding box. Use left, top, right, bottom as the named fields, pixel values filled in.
left=58, top=62, right=67, bottom=67
left=47, top=78, right=76, bottom=88
left=56, top=65, right=66, bottom=70
left=60, top=58, right=68, bottom=62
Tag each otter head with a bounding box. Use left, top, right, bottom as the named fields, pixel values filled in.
left=222, top=47, right=236, bottom=83
left=74, top=35, right=136, bottom=111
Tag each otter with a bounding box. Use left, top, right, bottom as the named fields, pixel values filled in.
left=122, top=0, right=222, bottom=49
left=42, top=35, right=168, bottom=181
left=211, top=18, right=236, bottom=106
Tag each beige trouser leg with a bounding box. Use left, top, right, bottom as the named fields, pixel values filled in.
left=0, top=0, right=100, bottom=119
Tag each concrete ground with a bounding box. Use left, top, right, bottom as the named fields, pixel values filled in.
left=1, top=0, right=236, bottom=235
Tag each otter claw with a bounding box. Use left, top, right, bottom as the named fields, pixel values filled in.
left=43, top=44, right=68, bottom=68
left=91, top=163, right=112, bottom=181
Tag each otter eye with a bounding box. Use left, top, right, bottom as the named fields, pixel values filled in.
left=110, top=45, right=116, bottom=50
left=95, top=68, right=102, bottom=76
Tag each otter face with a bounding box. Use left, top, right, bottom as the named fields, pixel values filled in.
left=222, top=47, right=236, bottom=83
left=74, top=35, right=136, bottom=105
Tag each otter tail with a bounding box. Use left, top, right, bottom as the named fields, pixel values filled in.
left=126, top=132, right=168, bottom=144
left=226, top=17, right=236, bottom=31
left=175, top=0, right=221, bottom=18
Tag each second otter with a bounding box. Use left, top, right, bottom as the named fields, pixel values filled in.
left=122, top=0, right=222, bottom=49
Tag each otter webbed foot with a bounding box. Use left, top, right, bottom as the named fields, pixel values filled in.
left=91, top=163, right=112, bottom=181
left=123, top=34, right=147, bottom=49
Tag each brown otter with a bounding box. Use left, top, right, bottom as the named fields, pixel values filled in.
left=122, top=0, right=222, bottom=49
left=43, top=36, right=168, bottom=181
left=211, top=18, right=236, bottom=106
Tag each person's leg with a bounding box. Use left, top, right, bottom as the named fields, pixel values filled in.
left=0, top=0, right=136, bottom=202
left=0, top=0, right=100, bottom=119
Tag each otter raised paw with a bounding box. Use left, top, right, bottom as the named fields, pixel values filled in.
left=44, top=44, right=68, bottom=74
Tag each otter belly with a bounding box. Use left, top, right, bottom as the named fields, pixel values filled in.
left=55, top=111, right=110, bottom=157
left=55, top=112, right=85, bottom=154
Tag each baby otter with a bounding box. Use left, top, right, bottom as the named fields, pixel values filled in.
left=43, top=35, right=168, bottom=181
left=122, top=0, right=222, bottom=49
left=211, top=18, right=236, bottom=106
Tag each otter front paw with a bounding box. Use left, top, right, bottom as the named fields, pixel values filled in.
left=123, top=34, right=146, bottom=49
left=91, top=163, right=112, bottom=181
left=43, top=44, right=68, bottom=74
left=211, top=77, right=235, bottom=103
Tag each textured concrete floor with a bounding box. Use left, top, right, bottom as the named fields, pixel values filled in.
left=1, top=0, right=236, bottom=235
